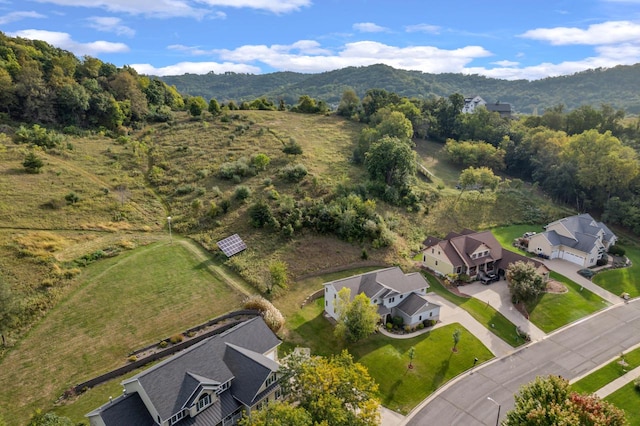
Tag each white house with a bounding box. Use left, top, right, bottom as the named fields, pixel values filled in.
left=527, top=213, right=617, bottom=267
left=323, top=267, right=440, bottom=328
left=462, top=95, right=486, bottom=114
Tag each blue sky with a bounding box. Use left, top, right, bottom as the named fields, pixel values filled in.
left=2, top=0, right=640, bottom=80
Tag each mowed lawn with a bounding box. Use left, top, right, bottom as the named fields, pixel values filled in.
left=593, top=244, right=640, bottom=298
left=526, top=272, right=607, bottom=332
left=0, top=240, right=245, bottom=425
left=286, top=298, right=494, bottom=415
left=491, top=224, right=545, bottom=249
left=605, top=382, right=640, bottom=426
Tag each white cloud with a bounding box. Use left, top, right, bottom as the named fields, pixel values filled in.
left=130, top=61, right=261, bottom=76
left=32, top=0, right=309, bottom=18
left=521, top=20, right=640, bottom=45
left=31, top=0, right=208, bottom=18
left=491, top=60, right=519, bottom=67
left=87, top=16, right=135, bottom=37
left=168, top=44, right=213, bottom=55
left=214, top=40, right=491, bottom=73
left=0, top=11, right=46, bottom=25
left=197, top=0, right=311, bottom=13
left=9, top=29, right=129, bottom=56
left=353, top=22, right=389, bottom=33
left=405, top=23, right=440, bottom=34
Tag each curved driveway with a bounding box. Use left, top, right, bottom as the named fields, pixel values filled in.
left=402, top=298, right=640, bottom=425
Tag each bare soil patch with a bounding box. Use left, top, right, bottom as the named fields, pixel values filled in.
left=545, top=279, right=568, bottom=294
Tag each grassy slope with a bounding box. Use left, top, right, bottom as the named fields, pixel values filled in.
left=0, top=110, right=603, bottom=424
left=0, top=240, right=244, bottom=424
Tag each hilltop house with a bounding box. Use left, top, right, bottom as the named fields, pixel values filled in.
left=462, top=95, right=513, bottom=118
left=422, top=229, right=548, bottom=281
left=86, top=317, right=281, bottom=426
left=527, top=214, right=617, bottom=267
left=323, top=267, right=440, bottom=327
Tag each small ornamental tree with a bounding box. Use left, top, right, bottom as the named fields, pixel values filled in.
left=506, top=261, right=546, bottom=303
left=208, top=98, right=221, bottom=116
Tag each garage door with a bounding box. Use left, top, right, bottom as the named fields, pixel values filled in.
left=561, top=251, right=585, bottom=266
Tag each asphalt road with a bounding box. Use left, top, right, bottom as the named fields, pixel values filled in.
left=403, top=298, right=640, bottom=426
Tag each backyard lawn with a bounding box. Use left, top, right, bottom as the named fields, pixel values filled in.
left=593, top=244, right=640, bottom=298
left=423, top=273, right=526, bottom=347
left=605, top=382, right=640, bottom=426
left=285, top=298, right=493, bottom=414
left=0, top=239, right=245, bottom=425
left=526, top=271, right=608, bottom=332
left=491, top=224, right=544, bottom=250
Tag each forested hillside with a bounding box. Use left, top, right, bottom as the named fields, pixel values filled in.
left=160, top=63, right=640, bottom=114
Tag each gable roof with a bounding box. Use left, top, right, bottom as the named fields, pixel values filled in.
left=324, top=267, right=429, bottom=300
left=425, top=229, right=546, bottom=272
left=87, top=392, right=156, bottom=426
left=395, top=293, right=440, bottom=317
left=544, top=213, right=616, bottom=251
left=121, top=317, right=280, bottom=422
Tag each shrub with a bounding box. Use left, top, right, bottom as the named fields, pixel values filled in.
left=608, top=245, right=626, bottom=256
left=386, top=323, right=393, bottom=330
left=243, top=295, right=285, bottom=333
left=279, top=163, right=308, bottom=182
left=234, top=185, right=251, bottom=201
left=392, top=316, right=404, bottom=328
left=174, top=184, right=194, bottom=195
left=634, top=377, right=640, bottom=391
left=169, top=334, right=184, bottom=344
left=159, top=341, right=168, bottom=348
left=23, top=151, right=44, bottom=173
left=65, top=192, right=80, bottom=204
left=282, top=139, right=303, bottom=155
left=128, top=355, right=138, bottom=363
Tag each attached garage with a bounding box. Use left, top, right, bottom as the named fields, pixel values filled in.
left=560, top=251, right=585, bottom=266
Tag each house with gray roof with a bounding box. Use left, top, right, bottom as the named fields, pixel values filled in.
left=422, top=229, right=549, bottom=280
left=323, top=267, right=440, bottom=328
left=86, top=317, right=282, bottom=426
left=527, top=213, right=617, bottom=267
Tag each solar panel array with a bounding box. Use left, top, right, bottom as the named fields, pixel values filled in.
left=217, top=234, right=247, bottom=257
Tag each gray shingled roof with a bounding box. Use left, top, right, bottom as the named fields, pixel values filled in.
left=180, top=392, right=241, bottom=426
left=325, top=267, right=429, bottom=301
left=121, top=317, right=280, bottom=422
left=223, top=343, right=279, bottom=406
left=90, top=392, right=156, bottom=426
left=544, top=213, right=615, bottom=253
left=395, top=293, right=438, bottom=316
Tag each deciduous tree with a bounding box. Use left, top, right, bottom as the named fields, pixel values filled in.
left=506, top=261, right=546, bottom=303
left=334, top=288, right=378, bottom=343
left=505, top=375, right=626, bottom=426
left=365, top=136, right=416, bottom=189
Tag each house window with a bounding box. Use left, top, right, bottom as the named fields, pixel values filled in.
left=325, top=300, right=327, bottom=306
left=373, top=299, right=377, bottom=303
left=275, top=388, right=282, bottom=399
left=400, top=295, right=403, bottom=299
left=266, top=373, right=277, bottom=387
left=431, top=248, right=434, bottom=254
left=334, top=294, right=336, bottom=299
left=438, top=251, right=441, bottom=255
left=169, top=411, right=185, bottom=425
left=389, top=297, right=395, bottom=303
left=217, top=381, right=231, bottom=394
left=423, top=255, right=426, bottom=262
left=419, top=315, right=422, bottom=321
left=197, top=393, right=212, bottom=411
left=435, top=260, right=438, bottom=266
left=430, top=312, right=433, bottom=317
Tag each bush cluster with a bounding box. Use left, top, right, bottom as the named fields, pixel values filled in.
left=243, top=295, right=285, bottom=333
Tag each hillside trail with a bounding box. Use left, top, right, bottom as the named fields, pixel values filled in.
left=176, top=238, right=255, bottom=297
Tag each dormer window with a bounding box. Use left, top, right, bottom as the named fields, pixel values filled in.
left=265, top=373, right=277, bottom=387
left=216, top=380, right=231, bottom=395
left=197, top=393, right=212, bottom=411
left=168, top=410, right=185, bottom=425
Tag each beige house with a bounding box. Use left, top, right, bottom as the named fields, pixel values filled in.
left=422, top=229, right=548, bottom=280
left=527, top=214, right=617, bottom=267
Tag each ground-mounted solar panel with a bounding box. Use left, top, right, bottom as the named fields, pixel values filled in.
left=216, top=234, right=247, bottom=257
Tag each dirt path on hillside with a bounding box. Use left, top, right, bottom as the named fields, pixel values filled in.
left=176, top=239, right=254, bottom=297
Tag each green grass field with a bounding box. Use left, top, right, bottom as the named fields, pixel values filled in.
left=526, top=271, right=607, bottom=332
left=0, top=240, right=245, bottom=425
left=491, top=224, right=544, bottom=249
left=605, top=382, right=640, bottom=425
left=593, top=245, right=640, bottom=298
left=423, top=273, right=525, bottom=347
left=284, top=298, right=493, bottom=415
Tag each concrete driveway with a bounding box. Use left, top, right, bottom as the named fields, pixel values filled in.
left=541, top=258, right=623, bottom=305
left=457, top=280, right=546, bottom=341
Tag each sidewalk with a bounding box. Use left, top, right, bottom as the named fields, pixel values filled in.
left=595, top=365, right=640, bottom=398
left=542, top=258, right=622, bottom=305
